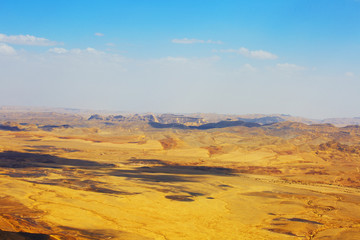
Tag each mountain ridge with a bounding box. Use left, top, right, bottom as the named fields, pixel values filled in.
left=1, top=106, right=360, bottom=127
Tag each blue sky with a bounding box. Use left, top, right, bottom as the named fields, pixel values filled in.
left=0, top=0, right=359, bottom=118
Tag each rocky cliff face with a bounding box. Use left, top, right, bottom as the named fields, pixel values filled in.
left=88, top=113, right=206, bottom=125
left=87, top=113, right=292, bottom=127
left=157, top=114, right=206, bottom=125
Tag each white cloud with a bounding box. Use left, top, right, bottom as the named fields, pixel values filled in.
left=48, top=48, right=68, bottom=54
left=84, top=47, right=103, bottom=54
left=242, top=63, right=256, bottom=72
left=158, top=55, right=220, bottom=65
left=234, top=64, right=257, bottom=74
left=0, top=43, right=16, bottom=55
left=217, top=47, right=278, bottom=60
left=163, top=57, right=189, bottom=63
left=95, top=32, right=104, bottom=37
left=345, top=72, right=354, bottom=77
left=249, top=50, right=277, bottom=60
left=172, top=38, right=223, bottom=44
left=276, top=63, right=305, bottom=71
left=1, top=47, right=358, bottom=118
left=0, top=33, right=58, bottom=46
left=49, top=47, right=104, bottom=55
left=106, top=43, right=115, bottom=47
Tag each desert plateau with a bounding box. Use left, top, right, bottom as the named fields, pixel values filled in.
left=0, top=108, right=359, bottom=239
left=2, top=1, right=360, bottom=239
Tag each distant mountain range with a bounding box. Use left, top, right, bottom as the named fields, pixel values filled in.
left=1, top=106, right=360, bottom=127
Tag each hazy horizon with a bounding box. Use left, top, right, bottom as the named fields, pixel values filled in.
left=1, top=0, right=359, bottom=119
left=2, top=104, right=360, bottom=121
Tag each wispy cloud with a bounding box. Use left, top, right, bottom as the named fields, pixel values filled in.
left=172, top=38, right=223, bottom=44
left=242, top=63, right=256, bottom=72
left=94, top=32, right=104, bottom=37
left=0, top=33, right=58, bottom=46
left=216, top=47, right=278, bottom=60
left=163, top=56, right=189, bottom=63
left=48, top=48, right=68, bottom=54
left=345, top=72, right=354, bottom=77
left=0, top=43, right=16, bottom=55
left=84, top=47, right=104, bottom=54
left=0, top=46, right=352, bottom=117
left=48, top=47, right=104, bottom=55
left=156, top=56, right=220, bottom=65
left=276, top=63, right=305, bottom=71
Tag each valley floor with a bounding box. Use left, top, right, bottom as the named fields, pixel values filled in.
left=0, top=121, right=360, bottom=239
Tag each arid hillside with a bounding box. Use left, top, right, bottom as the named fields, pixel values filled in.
left=0, top=110, right=360, bottom=239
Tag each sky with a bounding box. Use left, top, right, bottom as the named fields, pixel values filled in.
left=0, top=0, right=360, bottom=119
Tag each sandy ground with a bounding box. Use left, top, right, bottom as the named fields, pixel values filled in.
left=0, top=122, right=360, bottom=239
